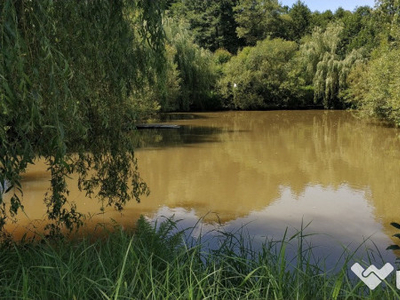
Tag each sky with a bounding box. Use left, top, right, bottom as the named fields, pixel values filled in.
left=280, top=0, right=376, bottom=13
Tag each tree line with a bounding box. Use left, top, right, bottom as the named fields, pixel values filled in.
left=154, top=0, right=400, bottom=127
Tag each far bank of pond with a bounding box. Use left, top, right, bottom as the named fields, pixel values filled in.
left=5, top=110, right=400, bottom=267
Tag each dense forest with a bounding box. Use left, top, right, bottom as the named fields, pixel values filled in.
left=156, top=0, right=400, bottom=126
left=1, top=0, right=400, bottom=234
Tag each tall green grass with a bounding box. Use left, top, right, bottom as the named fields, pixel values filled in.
left=0, top=216, right=399, bottom=299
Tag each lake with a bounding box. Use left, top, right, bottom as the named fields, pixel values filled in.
left=6, top=110, right=400, bottom=267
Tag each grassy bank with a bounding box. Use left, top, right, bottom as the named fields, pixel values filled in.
left=0, top=217, right=398, bottom=299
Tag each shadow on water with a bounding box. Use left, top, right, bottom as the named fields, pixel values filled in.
left=133, top=125, right=223, bottom=149
left=158, top=113, right=210, bottom=122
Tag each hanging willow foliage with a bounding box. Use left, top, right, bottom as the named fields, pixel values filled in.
left=299, top=23, right=364, bottom=108
left=163, top=18, right=217, bottom=111
left=0, top=0, right=166, bottom=236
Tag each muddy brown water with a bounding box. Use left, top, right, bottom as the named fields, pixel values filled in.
left=5, top=110, right=400, bottom=266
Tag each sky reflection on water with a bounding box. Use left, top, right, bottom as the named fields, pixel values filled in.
left=147, top=183, right=396, bottom=269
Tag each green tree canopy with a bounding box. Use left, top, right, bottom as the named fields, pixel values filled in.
left=218, top=38, right=299, bottom=109
left=310, top=10, right=334, bottom=31
left=338, top=6, right=378, bottom=55
left=287, top=1, right=312, bottom=42
left=167, top=0, right=243, bottom=53
left=375, top=0, right=400, bottom=42
left=234, top=0, right=288, bottom=46
left=347, top=45, right=400, bottom=126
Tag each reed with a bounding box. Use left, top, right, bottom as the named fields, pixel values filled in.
left=0, top=216, right=398, bottom=299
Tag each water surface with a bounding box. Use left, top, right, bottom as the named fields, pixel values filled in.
left=7, top=111, right=400, bottom=266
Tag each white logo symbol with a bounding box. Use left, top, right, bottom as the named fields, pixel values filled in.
left=351, top=263, right=394, bottom=290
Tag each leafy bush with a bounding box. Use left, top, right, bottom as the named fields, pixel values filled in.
left=218, top=38, right=301, bottom=109
left=347, top=46, right=400, bottom=126
left=214, top=48, right=233, bottom=65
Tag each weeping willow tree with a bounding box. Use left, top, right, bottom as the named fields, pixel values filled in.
left=163, top=18, right=218, bottom=111
left=0, top=0, right=165, bottom=236
left=298, top=23, right=364, bottom=108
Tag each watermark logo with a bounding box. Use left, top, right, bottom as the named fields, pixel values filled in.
left=351, top=263, right=394, bottom=290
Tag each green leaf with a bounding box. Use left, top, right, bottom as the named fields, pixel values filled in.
left=386, top=245, right=400, bottom=251
left=391, top=222, right=400, bottom=230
